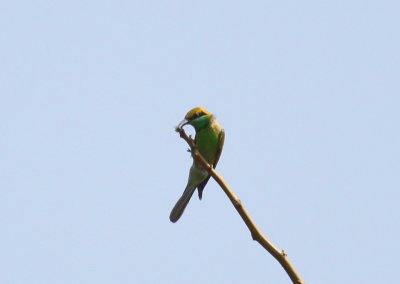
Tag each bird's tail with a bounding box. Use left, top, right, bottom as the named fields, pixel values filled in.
left=169, top=185, right=196, bottom=223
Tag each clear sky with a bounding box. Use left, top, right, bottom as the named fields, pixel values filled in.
left=1, top=1, right=399, bottom=283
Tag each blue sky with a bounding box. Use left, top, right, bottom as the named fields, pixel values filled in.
left=1, top=1, right=399, bottom=283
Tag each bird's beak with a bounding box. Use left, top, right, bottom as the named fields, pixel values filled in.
left=177, top=119, right=189, bottom=129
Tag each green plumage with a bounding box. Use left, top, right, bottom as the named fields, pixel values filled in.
left=170, top=107, right=225, bottom=223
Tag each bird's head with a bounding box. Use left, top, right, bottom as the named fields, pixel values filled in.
left=177, top=107, right=214, bottom=131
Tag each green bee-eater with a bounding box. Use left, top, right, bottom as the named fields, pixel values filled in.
left=170, top=107, right=225, bottom=223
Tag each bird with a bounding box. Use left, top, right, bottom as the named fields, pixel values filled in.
left=170, top=107, right=225, bottom=223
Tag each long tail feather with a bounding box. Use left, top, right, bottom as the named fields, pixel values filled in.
left=169, top=185, right=196, bottom=223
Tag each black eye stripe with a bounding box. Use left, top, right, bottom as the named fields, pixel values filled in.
left=186, top=109, right=209, bottom=121
left=191, top=111, right=204, bottom=120
left=193, top=111, right=206, bottom=119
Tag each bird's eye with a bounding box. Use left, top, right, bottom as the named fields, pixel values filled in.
left=194, top=110, right=207, bottom=119
left=187, top=109, right=208, bottom=121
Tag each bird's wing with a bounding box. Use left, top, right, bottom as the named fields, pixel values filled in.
left=197, top=129, right=225, bottom=200
left=197, top=176, right=210, bottom=200
left=213, top=129, right=225, bottom=168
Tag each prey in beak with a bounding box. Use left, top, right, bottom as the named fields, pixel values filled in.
left=177, top=119, right=189, bottom=129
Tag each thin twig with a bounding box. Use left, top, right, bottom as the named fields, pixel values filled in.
left=175, top=126, right=305, bottom=284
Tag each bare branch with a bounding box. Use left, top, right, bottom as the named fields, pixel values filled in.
left=175, top=126, right=305, bottom=284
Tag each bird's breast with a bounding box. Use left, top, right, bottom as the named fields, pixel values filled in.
left=195, top=123, right=221, bottom=164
